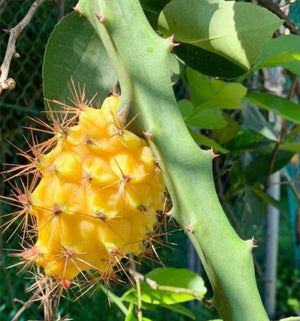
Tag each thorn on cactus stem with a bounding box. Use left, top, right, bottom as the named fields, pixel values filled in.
left=143, top=131, right=153, bottom=139
left=249, top=236, right=259, bottom=249
left=186, top=226, right=194, bottom=234
left=95, top=13, right=105, bottom=23
left=73, top=4, right=83, bottom=16
left=209, top=148, right=219, bottom=159
left=112, top=85, right=120, bottom=97
left=167, top=35, right=180, bottom=50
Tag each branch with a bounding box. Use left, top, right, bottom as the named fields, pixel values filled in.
left=0, top=0, right=51, bottom=94
left=0, top=0, right=11, bottom=9
left=10, top=291, right=40, bottom=321
left=256, top=0, right=300, bottom=35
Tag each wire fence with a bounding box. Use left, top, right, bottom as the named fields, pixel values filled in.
left=0, top=0, right=76, bottom=162
left=0, top=2, right=75, bottom=320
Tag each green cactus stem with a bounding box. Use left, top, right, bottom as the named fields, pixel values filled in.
left=76, top=1, right=269, bottom=320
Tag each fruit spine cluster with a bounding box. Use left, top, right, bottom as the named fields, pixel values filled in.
left=5, top=94, right=166, bottom=288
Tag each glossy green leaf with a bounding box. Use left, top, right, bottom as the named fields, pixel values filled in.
left=251, top=35, right=300, bottom=75
left=122, top=268, right=206, bottom=306
left=173, top=43, right=245, bottom=78
left=159, top=0, right=282, bottom=69
left=186, top=109, right=227, bottom=129
left=186, top=69, right=247, bottom=110
left=244, top=92, right=300, bottom=124
left=189, top=129, right=228, bottom=153
left=245, top=151, right=294, bottom=184
left=43, top=12, right=117, bottom=109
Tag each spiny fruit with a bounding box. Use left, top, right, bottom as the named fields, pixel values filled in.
left=5, top=94, right=166, bottom=288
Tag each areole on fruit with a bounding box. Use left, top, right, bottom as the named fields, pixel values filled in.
left=2, top=90, right=167, bottom=289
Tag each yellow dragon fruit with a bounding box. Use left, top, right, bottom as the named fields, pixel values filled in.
left=8, top=94, right=166, bottom=288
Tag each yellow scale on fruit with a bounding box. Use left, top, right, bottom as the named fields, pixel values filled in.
left=26, top=96, right=165, bottom=286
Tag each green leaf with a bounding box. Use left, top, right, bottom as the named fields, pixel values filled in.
left=242, top=186, right=265, bottom=225
left=159, top=0, right=282, bottom=69
left=244, top=92, right=300, bottom=124
left=125, top=304, right=137, bottom=321
left=250, top=183, right=289, bottom=214
left=183, top=68, right=245, bottom=129
left=242, top=103, right=276, bottom=141
left=141, top=0, right=171, bottom=29
left=283, top=173, right=300, bottom=207
left=189, top=129, right=228, bottom=153
left=122, top=268, right=206, bottom=306
left=226, top=163, right=246, bottom=198
left=251, top=35, right=300, bottom=75
left=43, top=12, right=117, bottom=109
left=278, top=142, right=300, bottom=153
left=124, top=304, right=153, bottom=321
left=245, top=150, right=294, bottom=184
left=186, top=69, right=247, bottom=110
left=160, top=303, right=196, bottom=320
left=173, top=43, right=245, bottom=78
left=226, top=129, right=262, bottom=151
left=178, top=99, right=193, bottom=119
left=187, top=109, right=227, bottom=129
left=214, top=114, right=240, bottom=144
left=99, top=284, right=129, bottom=315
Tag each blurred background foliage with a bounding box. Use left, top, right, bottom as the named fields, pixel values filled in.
left=1, top=1, right=300, bottom=321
